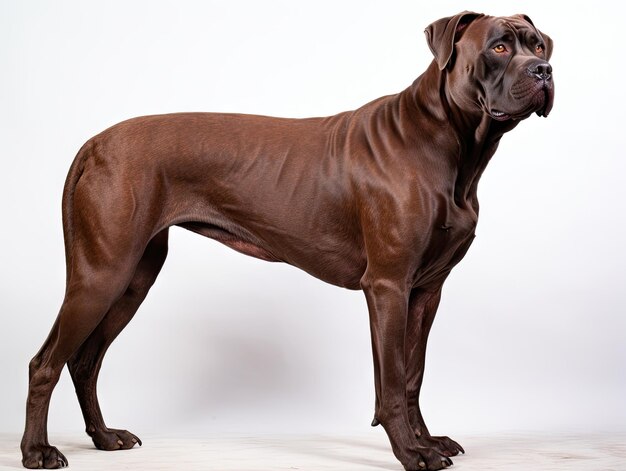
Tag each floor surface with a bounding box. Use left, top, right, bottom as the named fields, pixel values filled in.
left=2, top=432, right=624, bottom=470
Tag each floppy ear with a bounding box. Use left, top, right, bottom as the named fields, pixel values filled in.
left=515, top=14, right=554, bottom=60
left=424, top=11, right=482, bottom=70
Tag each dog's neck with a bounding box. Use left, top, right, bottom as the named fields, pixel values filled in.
left=403, top=61, right=521, bottom=212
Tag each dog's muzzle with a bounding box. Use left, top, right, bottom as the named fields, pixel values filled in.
left=527, top=61, right=554, bottom=117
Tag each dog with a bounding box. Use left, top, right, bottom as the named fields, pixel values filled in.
left=21, top=11, right=553, bottom=470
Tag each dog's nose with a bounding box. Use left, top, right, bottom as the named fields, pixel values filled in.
left=529, top=62, right=552, bottom=81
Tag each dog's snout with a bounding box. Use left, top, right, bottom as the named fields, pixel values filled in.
left=528, top=62, right=552, bottom=81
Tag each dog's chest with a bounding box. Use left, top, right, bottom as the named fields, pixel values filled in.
left=414, top=202, right=478, bottom=286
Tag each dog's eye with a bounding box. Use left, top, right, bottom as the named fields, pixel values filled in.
left=535, top=44, right=544, bottom=54
left=493, top=44, right=507, bottom=53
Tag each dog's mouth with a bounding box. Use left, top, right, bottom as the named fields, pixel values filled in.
left=535, top=84, right=554, bottom=118
left=489, top=77, right=554, bottom=121
left=513, top=78, right=554, bottom=119
left=490, top=109, right=511, bottom=121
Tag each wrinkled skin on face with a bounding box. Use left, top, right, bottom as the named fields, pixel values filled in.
left=445, top=14, right=554, bottom=121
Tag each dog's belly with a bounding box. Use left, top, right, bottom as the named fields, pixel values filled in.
left=177, top=218, right=367, bottom=289
left=178, top=220, right=281, bottom=262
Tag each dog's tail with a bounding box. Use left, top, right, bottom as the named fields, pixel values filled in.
left=61, top=139, right=92, bottom=287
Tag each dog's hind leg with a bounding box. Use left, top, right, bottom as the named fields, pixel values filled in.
left=21, top=249, right=148, bottom=468
left=67, top=228, right=169, bottom=451
left=21, top=152, right=162, bottom=468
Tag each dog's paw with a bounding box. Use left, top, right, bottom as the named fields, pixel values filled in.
left=410, top=448, right=453, bottom=470
left=22, top=444, right=68, bottom=469
left=417, top=435, right=464, bottom=457
left=89, top=427, right=142, bottom=451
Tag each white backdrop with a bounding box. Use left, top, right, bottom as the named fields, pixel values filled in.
left=1, top=0, right=625, bottom=439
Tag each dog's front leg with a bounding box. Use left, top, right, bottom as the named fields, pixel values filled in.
left=405, top=287, right=465, bottom=457
left=362, top=276, right=452, bottom=471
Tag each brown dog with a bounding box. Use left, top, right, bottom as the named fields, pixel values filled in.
left=21, top=11, right=553, bottom=470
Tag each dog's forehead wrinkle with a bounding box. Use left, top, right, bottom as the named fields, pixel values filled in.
left=488, top=18, right=534, bottom=43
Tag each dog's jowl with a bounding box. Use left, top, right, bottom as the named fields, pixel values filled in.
left=21, top=12, right=553, bottom=471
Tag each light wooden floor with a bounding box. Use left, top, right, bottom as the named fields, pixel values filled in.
left=2, top=432, right=624, bottom=470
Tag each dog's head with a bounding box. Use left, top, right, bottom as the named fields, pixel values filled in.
left=425, top=12, right=554, bottom=120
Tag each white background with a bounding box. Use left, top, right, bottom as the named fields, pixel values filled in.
left=1, top=0, right=625, bottom=441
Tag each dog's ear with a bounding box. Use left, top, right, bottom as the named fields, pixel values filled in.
left=425, top=11, right=482, bottom=70
left=515, top=14, right=554, bottom=61
left=540, top=31, right=554, bottom=61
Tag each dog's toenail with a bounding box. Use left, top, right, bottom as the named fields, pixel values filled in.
left=117, top=439, right=124, bottom=446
